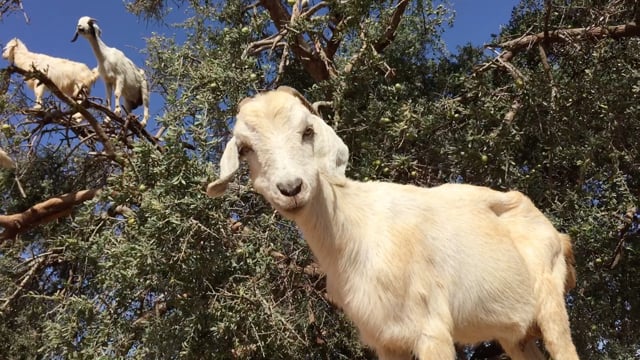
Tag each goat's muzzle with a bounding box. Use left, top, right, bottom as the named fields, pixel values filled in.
left=277, top=178, right=303, bottom=197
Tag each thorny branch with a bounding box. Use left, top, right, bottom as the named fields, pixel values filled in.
left=0, top=0, right=28, bottom=23
left=373, top=0, right=410, bottom=53
left=0, top=64, right=163, bottom=247
left=4, top=65, right=162, bottom=154
left=478, top=22, right=640, bottom=126
left=491, top=23, right=640, bottom=62
left=257, top=0, right=330, bottom=82
left=7, top=65, right=117, bottom=158
left=343, top=0, right=408, bottom=79
left=0, top=248, right=64, bottom=314
left=247, top=0, right=409, bottom=83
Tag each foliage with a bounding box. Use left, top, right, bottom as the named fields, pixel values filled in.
left=0, top=0, right=639, bottom=359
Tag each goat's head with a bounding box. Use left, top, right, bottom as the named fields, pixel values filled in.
left=2, top=38, right=21, bottom=62
left=207, top=86, right=349, bottom=214
left=71, top=16, right=101, bottom=42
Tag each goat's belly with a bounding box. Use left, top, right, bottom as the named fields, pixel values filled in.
left=347, top=303, right=420, bottom=353
left=450, top=283, right=536, bottom=344
left=453, top=320, right=531, bottom=344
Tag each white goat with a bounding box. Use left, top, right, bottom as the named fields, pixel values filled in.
left=71, top=16, right=150, bottom=126
left=2, top=38, right=99, bottom=109
left=207, top=87, right=580, bottom=360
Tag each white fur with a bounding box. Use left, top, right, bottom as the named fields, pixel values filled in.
left=207, top=87, right=580, bottom=360
left=2, top=38, right=99, bottom=109
left=72, top=16, right=150, bottom=126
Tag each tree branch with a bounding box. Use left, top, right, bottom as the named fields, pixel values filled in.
left=494, top=23, right=640, bottom=61
left=0, top=189, right=101, bottom=241
left=373, top=0, right=410, bottom=53
left=7, top=66, right=117, bottom=159
left=0, top=0, right=28, bottom=23
left=258, top=0, right=332, bottom=81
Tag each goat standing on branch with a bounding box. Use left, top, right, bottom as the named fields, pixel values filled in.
left=2, top=37, right=99, bottom=109
left=72, top=16, right=150, bottom=126
left=207, top=87, right=580, bottom=360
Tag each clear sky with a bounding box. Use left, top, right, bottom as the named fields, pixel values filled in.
left=2, top=1, right=519, bottom=126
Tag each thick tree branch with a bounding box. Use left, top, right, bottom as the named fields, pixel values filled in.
left=494, top=23, right=640, bottom=62
left=0, top=189, right=101, bottom=241
left=258, top=0, right=331, bottom=81
left=479, top=22, right=640, bottom=125
left=373, top=0, right=410, bottom=53
left=538, top=43, right=557, bottom=106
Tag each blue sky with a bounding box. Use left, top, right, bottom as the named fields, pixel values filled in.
left=2, top=0, right=519, bottom=126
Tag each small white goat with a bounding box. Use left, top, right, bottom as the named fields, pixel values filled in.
left=2, top=38, right=99, bottom=109
left=72, top=16, right=150, bottom=126
left=207, top=87, right=580, bottom=360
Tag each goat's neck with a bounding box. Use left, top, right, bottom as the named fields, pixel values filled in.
left=294, top=177, right=362, bottom=270
left=86, top=35, right=108, bottom=63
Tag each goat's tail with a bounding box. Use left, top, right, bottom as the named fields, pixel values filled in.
left=560, top=233, right=577, bottom=291
left=90, top=67, right=100, bottom=84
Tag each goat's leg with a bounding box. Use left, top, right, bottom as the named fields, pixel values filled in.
left=141, top=102, right=149, bottom=126
left=537, top=271, right=580, bottom=360
left=140, top=71, right=150, bottom=126
left=32, top=84, right=44, bottom=110
left=104, top=82, right=113, bottom=111
left=72, top=82, right=89, bottom=102
left=113, top=78, right=124, bottom=117
left=413, top=306, right=456, bottom=359
left=414, top=330, right=456, bottom=359
left=499, top=338, right=546, bottom=360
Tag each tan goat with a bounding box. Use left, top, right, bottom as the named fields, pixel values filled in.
left=207, top=87, right=579, bottom=360
left=2, top=38, right=99, bottom=109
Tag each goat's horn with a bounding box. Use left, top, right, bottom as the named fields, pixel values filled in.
left=276, top=86, right=320, bottom=116
left=71, top=31, right=79, bottom=42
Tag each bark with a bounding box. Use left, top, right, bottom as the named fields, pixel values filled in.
left=496, top=23, right=640, bottom=61
left=0, top=189, right=100, bottom=241
left=373, top=0, right=410, bottom=53
left=259, top=0, right=331, bottom=82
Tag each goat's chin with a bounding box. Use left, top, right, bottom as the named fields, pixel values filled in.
left=268, top=193, right=311, bottom=217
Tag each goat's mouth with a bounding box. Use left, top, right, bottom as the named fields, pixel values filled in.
left=270, top=191, right=311, bottom=215
left=273, top=196, right=307, bottom=213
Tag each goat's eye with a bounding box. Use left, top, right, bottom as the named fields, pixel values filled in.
left=238, top=145, right=253, bottom=156
left=302, top=127, right=314, bottom=141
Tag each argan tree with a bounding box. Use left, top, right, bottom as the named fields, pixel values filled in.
left=0, top=0, right=638, bottom=359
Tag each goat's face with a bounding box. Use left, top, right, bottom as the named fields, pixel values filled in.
left=2, top=38, right=18, bottom=61
left=207, top=87, right=349, bottom=215
left=71, top=16, right=100, bottom=42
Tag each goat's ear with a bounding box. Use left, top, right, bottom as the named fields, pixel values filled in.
left=90, top=20, right=102, bottom=37
left=206, top=137, right=240, bottom=197
left=309, top=114, right=349, bottom=183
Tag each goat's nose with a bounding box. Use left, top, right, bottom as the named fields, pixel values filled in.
left=277, top=178, right=303, bottom=197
